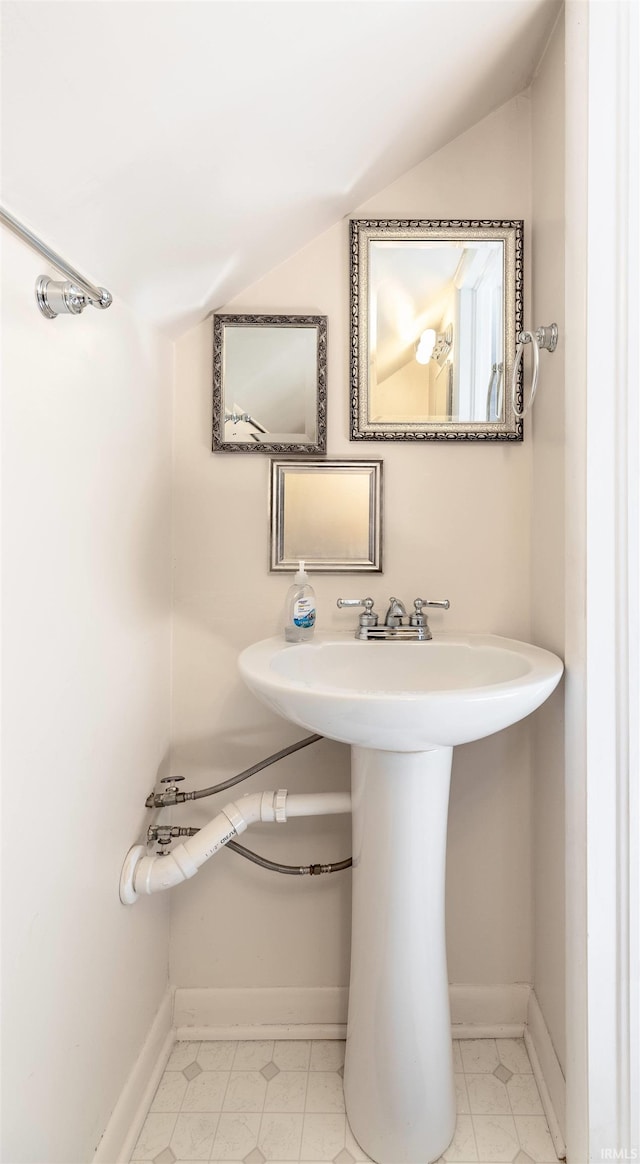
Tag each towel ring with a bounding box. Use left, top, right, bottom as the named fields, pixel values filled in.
left=511, top=324, right=558, bottom=419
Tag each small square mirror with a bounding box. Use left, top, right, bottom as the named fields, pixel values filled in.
left=270, top=459, right=383, bottom=573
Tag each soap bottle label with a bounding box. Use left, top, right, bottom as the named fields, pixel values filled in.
left=293, top=598, right=316, bottom=628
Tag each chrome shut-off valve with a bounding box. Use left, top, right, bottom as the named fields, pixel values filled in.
left=145, top=774, right=187, bottom=809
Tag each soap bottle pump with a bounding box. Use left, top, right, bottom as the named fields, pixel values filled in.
left=284, top=561, right=316, bottom=642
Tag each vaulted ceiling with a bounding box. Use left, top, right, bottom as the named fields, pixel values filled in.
left=1, top=0, right=560, bottom=336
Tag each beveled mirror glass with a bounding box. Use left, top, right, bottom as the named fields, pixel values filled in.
left=350, top=220, right=523, bottom=441
left=213, top=314, right=327, bottom=453
left=270, top=459, right=383, bottom=572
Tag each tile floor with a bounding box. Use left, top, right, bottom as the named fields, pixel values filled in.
left=130, top=1038, right=560, bottom=1164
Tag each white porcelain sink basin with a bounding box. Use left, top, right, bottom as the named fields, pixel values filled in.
left=239, top=631, right=563, bottom=752
left=238, top=628, right=563, bottom=1164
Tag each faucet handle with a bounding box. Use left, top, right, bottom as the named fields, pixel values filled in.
left=410, top=598, right=450, bottom=633
left=336, top=597, right=378, bottom=627
left=414, top=598, right=450, bottom=611
left=414, top=600, right=449, bottom=619
left=336, top=597, right=374, bottom=610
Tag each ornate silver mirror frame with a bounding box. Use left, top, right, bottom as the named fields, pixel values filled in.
left=270, top=459, right=383, bottom=573
left=350, top=219, right=524, bottom=442
left=213, top=314, right=327, bottom=454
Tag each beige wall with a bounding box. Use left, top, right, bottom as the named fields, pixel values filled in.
left=170, top=94, right=535, bottom=995
left=372, top=357, right=442, bottom=422
left=0, top=235, right=173, bottom=1161
left=530, top=15, right=567, bottom=1071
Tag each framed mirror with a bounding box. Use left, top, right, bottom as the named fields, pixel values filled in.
left=350, top=219, right=523, bottom=441
left=213, top=314, right=327, bottom=453
left=270, top=459, right=383, bottom=573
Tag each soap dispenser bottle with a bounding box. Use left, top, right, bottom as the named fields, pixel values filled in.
left=284, top=561, right=316, bottom=642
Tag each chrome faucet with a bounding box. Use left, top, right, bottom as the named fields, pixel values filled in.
left=336, top=595, right=450, bottom=641
left=384, top=597, right=407, bottom=627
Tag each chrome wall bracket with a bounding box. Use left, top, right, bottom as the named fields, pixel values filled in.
left=35, top=276, right=112, bottom=319
left=535, top=323, right=558, bottom=353
left=519, top=323, right=558, bottom=353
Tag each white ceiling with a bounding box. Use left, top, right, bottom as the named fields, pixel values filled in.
left=1, top=0, right=560, bottom=336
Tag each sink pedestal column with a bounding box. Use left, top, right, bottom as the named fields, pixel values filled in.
left=344, top=745, right=456, bottom=1164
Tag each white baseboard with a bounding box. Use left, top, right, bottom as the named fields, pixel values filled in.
left=525, top=990, right=567, bottom=1159
left=452, top=1023, right=526, bottom=1038
left=177, top=1022, right=349, bottom=1040
left=173, top=983, right=529, bottom=1041
left=450, top=983, right=529, bottom=1034
left=93, top=988, right=173, bottom=1164
left=174, top=986, right=348, bottom=1039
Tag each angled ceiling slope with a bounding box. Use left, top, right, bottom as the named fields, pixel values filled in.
left=1, top=0, right=560, bottom=337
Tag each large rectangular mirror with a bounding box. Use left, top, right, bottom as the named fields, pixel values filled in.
left=270, top=459, right=383, bottom=572
left=350, top=220, right=523, bottom=441
left=213, top=314, right=327, bottom=453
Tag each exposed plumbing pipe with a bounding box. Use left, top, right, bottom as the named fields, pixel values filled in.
left=120, top=788, right=351, bottom=904
left=147, top=826, right=352, bottom=876
left=145, top=733, right=322, bottom=808
left=226, top=839, right=352, bottom=877
left=284, top=793, right=349, bottom=818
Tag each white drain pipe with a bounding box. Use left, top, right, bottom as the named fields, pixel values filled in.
left=120, top=789, right=351, bottom=904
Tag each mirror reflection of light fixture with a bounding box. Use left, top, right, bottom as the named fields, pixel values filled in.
left=415, top=329, right=436, bottom=364
left=415, top=324, right=453, bottom=367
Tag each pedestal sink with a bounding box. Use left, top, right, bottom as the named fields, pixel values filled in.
left=239, top=631, right=563, bottom=1164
